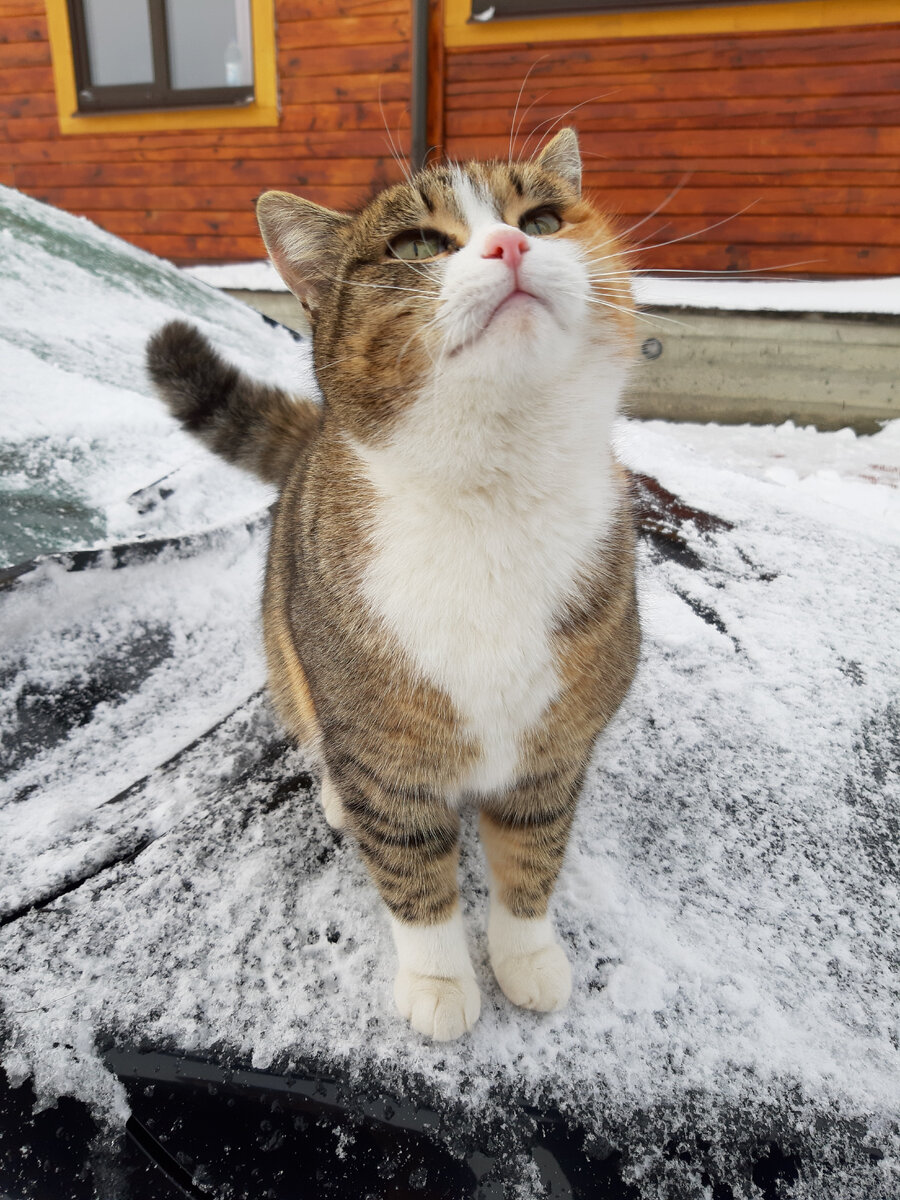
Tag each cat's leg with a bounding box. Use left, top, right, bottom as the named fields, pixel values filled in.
left=319, top=772, right=346, bottom=830
left=339, top=776, right=480, bottom=1040
left=479, top=769, right=581, bottom=1012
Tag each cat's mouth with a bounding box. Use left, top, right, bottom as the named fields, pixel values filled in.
left=488, top=288, right=541, bottom=324
left=449, top=288, right=545, bottom=356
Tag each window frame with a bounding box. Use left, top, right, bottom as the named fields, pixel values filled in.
left=471, top=0, right=792, bottom=17
left=448, top=0, right=899, bottom=48
left=45, top=0, right=278, bottom=135
left=66, top=0, right=255, bottom=115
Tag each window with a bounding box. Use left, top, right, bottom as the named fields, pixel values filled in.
left=45, top=0, right=277, bottom=134
left=471, top=0, right=784, bottom=15
left=67, top=0, right=255, bottom=113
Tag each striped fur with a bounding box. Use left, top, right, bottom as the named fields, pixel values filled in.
left=147, top=320, right=321, bottom=487
left=147, top=130, right=641, bottom=1040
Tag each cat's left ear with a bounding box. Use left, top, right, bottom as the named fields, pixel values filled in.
left=536, top=128, right=582, bottom=196
left=256, top=191, right=351, bottom=318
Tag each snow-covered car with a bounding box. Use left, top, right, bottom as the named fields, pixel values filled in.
left=1, top=186, right=899, bottom=1200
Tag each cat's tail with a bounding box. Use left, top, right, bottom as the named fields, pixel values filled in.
left=146, top=320, right=321, bottom=487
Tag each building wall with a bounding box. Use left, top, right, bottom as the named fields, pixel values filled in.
left=0, top=0, right=412, bottom=262
left=442, top=21, right=900, bottom=276
left=2, top=3, right=899, bottom=275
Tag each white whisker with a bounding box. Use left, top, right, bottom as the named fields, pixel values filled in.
left=508, top=56, right=548, bottom=164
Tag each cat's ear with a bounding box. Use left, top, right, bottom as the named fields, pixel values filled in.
left=256, top=191, right=351, bottom=317
left=536, top=128, right=582, bottom=196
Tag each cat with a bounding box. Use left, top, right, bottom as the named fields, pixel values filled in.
left=146, top=128, right=641, bottom=1041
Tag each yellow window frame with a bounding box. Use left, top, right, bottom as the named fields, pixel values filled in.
left=446, top=0, right=899, bottom=46
left=45, top=0, right=278, bottom=134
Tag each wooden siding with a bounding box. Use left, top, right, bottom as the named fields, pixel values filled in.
left=2, top=3, right=898, bottom=276
left=443, top=22, right=900, bottom=276
left=0, top=0, right=412, bottom=262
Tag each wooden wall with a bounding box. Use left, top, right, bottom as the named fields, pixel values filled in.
left=442, top=22, right=900, bottom=276
left=0, top=0, right=412, bottom=262
left=2, top=3, right=899, bottom=275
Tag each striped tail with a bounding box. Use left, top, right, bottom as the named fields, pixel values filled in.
left=146, top=320, right=320, bottom=487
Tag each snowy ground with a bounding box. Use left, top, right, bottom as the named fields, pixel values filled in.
left=2, top=187, right=900, bottom=1198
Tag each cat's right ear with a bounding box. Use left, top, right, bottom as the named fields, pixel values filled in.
left=256, top=192, right=350, bottom=318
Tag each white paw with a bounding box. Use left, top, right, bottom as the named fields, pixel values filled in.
left=394, top=968, right=481, bottom=1041
left=319, top=775, right=346, bottom=830
left=492, top=941, right=572, bottom=1012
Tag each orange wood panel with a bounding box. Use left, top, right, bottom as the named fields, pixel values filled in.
left=13, top=155, right=407, bottom=189
left=0, top=0, right=413, bottom=261
left=448, top=128, right=900, bottom=164
left=0, top=92, right=56, bottom=117
left=277, top=42, right=409, bottom=77
left=442, top=23, right=900, bottom=275
left=0, top=62, right=54, bottom=92
left=84, top=209, right=261, bottom=236
left=126, top=233, right=266, bottom=260
left=278, top=0, right=408, bottom=18
left=0, top=38, right=48, bottom=65
left=448, top=96, right=900, bottom=136
left=276, top=15, right=409, bottom=50
left=0, top=16, right=44, bottom=41
left=31, top=184, right=376, bottom=211
left=583, top=184, right=900, bottom=218
left=446, top=25, right=900, bottom=77
left=2, top=4, right=898, bottom=273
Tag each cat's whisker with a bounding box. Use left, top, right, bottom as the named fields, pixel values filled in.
left=632, top=261, right=827, bottom=277
left=519, top=91, right=622, bottom=164
left=591, top=202, right=762, bottom=263
left=378, top=81, right=415, bottom=189
left=510, top=89, right=552, bottom=164
left=315, top=352, right=369, bottom=374
left=508, top=56, right=549, bottom=164
left=610, top=175, right=694, bottom=243
left=339, top=279, right=435, bottom=298
left=392, top=256, right=440, bottom=284
left=582, top=295, right=691, bottom=330
left=396, top=311, right=444, bottom=367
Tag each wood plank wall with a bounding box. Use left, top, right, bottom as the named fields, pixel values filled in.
left=443, top=23, right=900, bottom=276
left=0, top=0, right=412, bottom=262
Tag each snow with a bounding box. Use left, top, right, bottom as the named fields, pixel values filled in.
left=2, top=187, right=900, bottom=1197
left=183, top=260, right=285, bottom=292
left=633, top=274, right=900, bottom=315
left=0, top=185, right=316, bottom=568
left=181, top=260, right=900, bottom=316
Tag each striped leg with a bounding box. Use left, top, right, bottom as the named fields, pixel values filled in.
left=336, top=769, right=480, bottom=1041
left=479, top=769, right=581, bottom=1012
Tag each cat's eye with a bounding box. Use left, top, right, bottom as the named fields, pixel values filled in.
left=520, top=209, right=562, bottom=238
left=387, top=229, right=451, bottom=261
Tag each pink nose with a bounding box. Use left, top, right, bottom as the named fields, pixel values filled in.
left=481, top=227, right=529, bottom=269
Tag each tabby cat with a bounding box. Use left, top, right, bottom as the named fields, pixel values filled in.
left=147, top=129, right=641, bottom=1041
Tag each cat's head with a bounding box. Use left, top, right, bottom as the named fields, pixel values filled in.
left=257, top=130, right=635, bottom=442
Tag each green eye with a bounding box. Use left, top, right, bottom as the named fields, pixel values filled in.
left=520, top=209, right=562, bottom=237
left=387, top=229, right=450, bottom=260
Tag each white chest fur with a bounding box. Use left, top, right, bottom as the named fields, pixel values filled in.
left=351, top=356, right=627, bottom=798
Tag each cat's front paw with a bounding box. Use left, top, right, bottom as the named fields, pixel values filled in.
left=491, top=941, right=572, bottom=1012
left=394, top=969, right=481, bottom=1041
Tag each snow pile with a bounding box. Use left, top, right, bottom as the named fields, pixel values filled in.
left=0, top=185, right=316, bottom=568
left=183, top=260, right=285, bottom=292
left=1, top=187, right=900, bottom=1197
left=633, top=274, right=900, bottom=315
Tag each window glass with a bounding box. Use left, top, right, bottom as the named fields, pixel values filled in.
left=82, top=0, right=153, bottom=86
left=165, top=0, right=254, bottom=91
